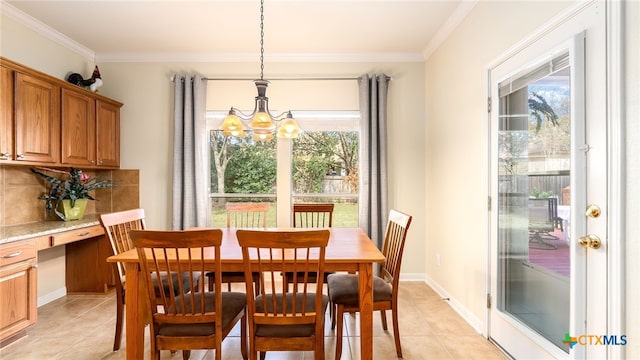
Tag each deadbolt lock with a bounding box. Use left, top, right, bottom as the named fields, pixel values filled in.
left=579, top=234, right=601, bottom=249
left=585, top=204, right=601, bottom=218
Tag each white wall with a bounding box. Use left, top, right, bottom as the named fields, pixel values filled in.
left=423, top=0, right=574, bottom=328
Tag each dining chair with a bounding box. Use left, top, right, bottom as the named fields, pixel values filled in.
left=130, top=229, right=247, bottom=360
left=206, top=202, right=268, bottom=294
left=99, top=208, right=146, bottom=351
left=327, top=209, right=413, bottom=359
left=284, top=203, right=335, bottom=291
left=292, top=203, right=334, bottom=228
left=237, top=229, right=330, bottom=360
left=99, top=208, right=202, bottom=352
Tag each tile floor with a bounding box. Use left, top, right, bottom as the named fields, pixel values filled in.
left=0, top=282, right=507, bottom=359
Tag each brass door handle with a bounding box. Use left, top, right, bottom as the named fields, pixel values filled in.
left=579, top=234, right=601, bottom=249
left=586, top=204, right=601, bottom=218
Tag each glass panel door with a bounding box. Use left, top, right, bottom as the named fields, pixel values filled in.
left=496, top=51, right=572, bottom=351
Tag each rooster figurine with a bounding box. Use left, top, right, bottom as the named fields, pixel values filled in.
left=66, top=66, right=103, bottom=92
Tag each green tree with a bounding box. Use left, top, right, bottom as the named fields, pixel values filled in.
left=225, top=138, right=276, bottom=193
left=292, top=131, right=358, bottom=193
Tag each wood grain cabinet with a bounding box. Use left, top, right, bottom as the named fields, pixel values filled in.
left=0, top=66, right=13, bottom=161
left=61, top=87, right=96, bottom=166
left=95, top=99, right=121, bottom=168
left=0, top=239, right=37, bottom=344
left=0, top=57, right=122, bottom=169
left=61, top=89, right=122, bottom=168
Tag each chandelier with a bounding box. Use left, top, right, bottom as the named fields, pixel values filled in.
left=219, top=0, right=301, bottom=141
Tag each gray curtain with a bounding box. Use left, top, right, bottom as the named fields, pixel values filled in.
left=358, top=74, right=389, bottom=247
left=172, top=74, right=210, bottom=230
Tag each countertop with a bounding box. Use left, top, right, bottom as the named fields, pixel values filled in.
left=0, top=215, right=101, bottom=245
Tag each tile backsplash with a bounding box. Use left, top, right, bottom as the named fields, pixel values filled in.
left=0, top=165, right=139, bottom=226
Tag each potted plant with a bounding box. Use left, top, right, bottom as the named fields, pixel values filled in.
left=31, top=167, right=116, bottom=221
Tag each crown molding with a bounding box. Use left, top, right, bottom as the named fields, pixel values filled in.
left=1, top=1, right=95, bottom=61
left=96, top=52, right=425, bottom=63
left=423, top=0, right=478, bottom=61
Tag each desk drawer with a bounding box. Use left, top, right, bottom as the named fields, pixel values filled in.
left=50, top=225, right=104, bottom=247
left=0, top=240, right=36, bottom=267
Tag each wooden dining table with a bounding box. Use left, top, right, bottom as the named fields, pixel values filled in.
left=107, top=227, right=385, bottom=360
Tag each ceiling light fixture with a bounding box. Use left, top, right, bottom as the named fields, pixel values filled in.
left=219, top=0, right=300, bottom=141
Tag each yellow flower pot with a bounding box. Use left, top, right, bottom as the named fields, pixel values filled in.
left=57, top=199, right=88, bottom=221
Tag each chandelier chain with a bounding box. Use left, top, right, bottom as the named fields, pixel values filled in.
left=259, top=0, right=265, bottom=80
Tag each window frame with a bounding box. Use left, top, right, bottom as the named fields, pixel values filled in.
left=206, top=110, right=360, bottom=226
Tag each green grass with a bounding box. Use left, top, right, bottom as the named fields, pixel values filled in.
left=211, top=203, right=358, bottom=227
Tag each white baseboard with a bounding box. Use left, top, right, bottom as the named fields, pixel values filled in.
left=399, top=272, right=427, bottom=281
left=423, top=275, right=484, bottom=334
left=37, top=287, right=66, bottom=307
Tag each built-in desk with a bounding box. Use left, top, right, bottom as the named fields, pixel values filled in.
left=1, top=216, right=114, bottom=346
left=0, top=215, right=114, bottom=294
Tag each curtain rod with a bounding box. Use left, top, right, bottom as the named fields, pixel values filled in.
left=170, top=75, right=392, bottom=82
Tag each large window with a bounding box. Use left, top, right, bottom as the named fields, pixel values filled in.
left=207, top=111, right=359, bottom=227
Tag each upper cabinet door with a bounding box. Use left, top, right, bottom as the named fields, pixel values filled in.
left=61, top=87, right=96, bottom=166
left=14, top=72, right=60, bottom=163
left=0, top=66, right=13, bottom=161
left=96, top=100, right=120, bottom=168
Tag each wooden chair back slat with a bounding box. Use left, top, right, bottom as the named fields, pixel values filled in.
left=380, top=210, right=412, bottom=288
left=226, top=202, right=269, bottom=228
left=293, top=203, right=334, bottom=228
left=130, top=230, right=221, bottom=320
left=100, top=208, right=146, bottom=280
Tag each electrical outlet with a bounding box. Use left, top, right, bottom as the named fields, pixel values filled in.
left=436, top=253, right=441, bottom=266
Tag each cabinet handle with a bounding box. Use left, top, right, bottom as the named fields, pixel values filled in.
left=2, top=251, right=23, bottom=258
left=0, top=152, right=9, bottom=160
left=90, top=160, right=95, bottom=164
left=17, top=154, right=25, bottom=159
left=77, top=232, right=90, bottom=237
left=32, top=264, right=39, bottom=269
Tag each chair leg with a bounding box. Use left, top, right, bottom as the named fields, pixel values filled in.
left=182, top=350, right=191, bottom=359
left=335, top=305, right=345, bottom=360
left=208, top=276, right=214, bottom=292
left=241, top=314, right=248, bottom=360
left=380, top=309, right=388, bottom=331
left=331, top=303, right=337, bottom=330
left=259, top=352, right=266, bottom=360
left=392, top=306, right=403, bottom=358
left=113, top=285, right=124, bottom=351
left=315, top=322, right=325, bottom=360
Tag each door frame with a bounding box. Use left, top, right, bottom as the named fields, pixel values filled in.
left=483, top=0, right=624, bottom=358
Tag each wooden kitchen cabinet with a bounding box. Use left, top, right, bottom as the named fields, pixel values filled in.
left=0, top=66, right=13, bottom=162
left=0, top=57, right=122, bottom=169
left=61, top=89, right=122, bottom=168
left=0, top=239, right=37, bottom=344
left=96, top=99, right=121, bottom=168
left=14, top=72, right=60, bottom=164
left=61, top=87, right=96, bottom=166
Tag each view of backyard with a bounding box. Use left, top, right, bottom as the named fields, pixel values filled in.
left=209, top=128, right=360, bottom=227
left=211, top=202, right=358, bottom=227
